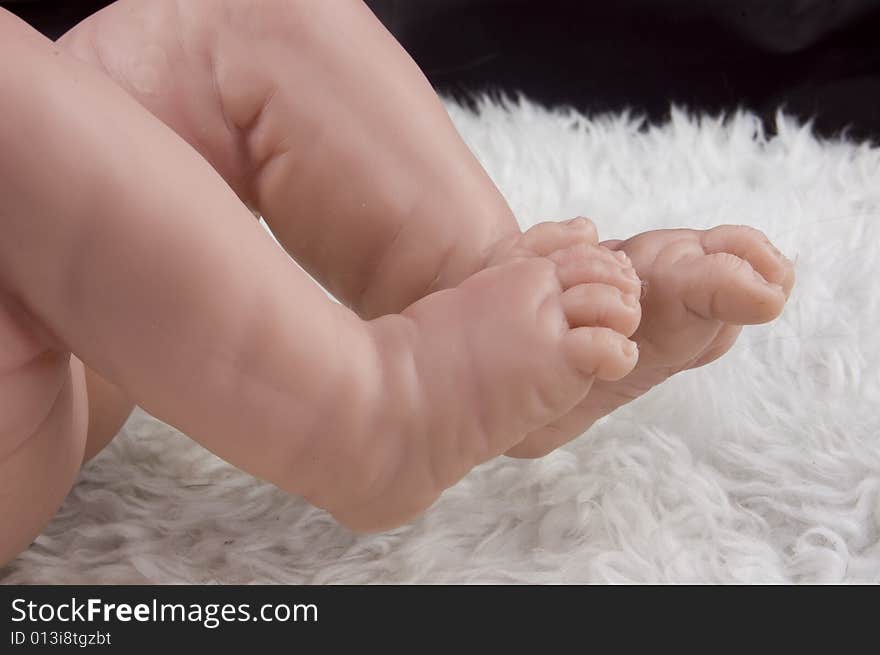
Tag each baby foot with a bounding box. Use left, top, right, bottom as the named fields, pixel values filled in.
left=507, top=224, right=795, bottom=457
left=310, top=238, right=641, bottom=531
left=486, top=216, right=603, bottom=265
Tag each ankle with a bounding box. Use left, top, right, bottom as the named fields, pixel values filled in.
left=355, top=195, right=520, bottom=319
left=296, top=312, right=426, bottom=526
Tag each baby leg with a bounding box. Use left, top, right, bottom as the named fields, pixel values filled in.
left=0, top=8, right=129, bottom=565
left=0, top=9, right=641, bottom=563
left=79, top=362, right=133, bottom=461
left=57, top=0, right=623, bottom=464
left=0, top=289, right=87, bottom=565
left=58, top=0, right=521, bottom=319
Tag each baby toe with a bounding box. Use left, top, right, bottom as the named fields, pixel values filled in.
left=519, top=217, right=598, bottom=256
left=561, top=282, right=641, bottom=336
left=550, top=243, right=642, bottom=296
left=563, top=326, right=638, bottom=381
left=681, top=251, right=788, bottom=325
left=700, top=225, right=793, bottom=290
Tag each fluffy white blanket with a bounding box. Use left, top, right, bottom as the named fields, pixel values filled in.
left=3, top=98, right=878, bottom=584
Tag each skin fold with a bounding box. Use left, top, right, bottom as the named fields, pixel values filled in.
left=0, top=0, right=793, bottom=565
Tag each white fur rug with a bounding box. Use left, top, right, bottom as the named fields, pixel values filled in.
left=3, top=98, right=879, bottom=584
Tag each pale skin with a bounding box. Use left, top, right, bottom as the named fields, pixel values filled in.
left=0, top=0, right=794, bottom=565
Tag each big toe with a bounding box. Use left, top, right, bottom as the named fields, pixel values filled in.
left=701, top=225, right=796, bottom=297
left=518, top=216, right=599, bottom=256
left=659, top=238, right=789, bottom=325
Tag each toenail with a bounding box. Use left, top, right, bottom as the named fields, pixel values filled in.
left=753, top=269, right=768, bottom=284
left=623, top=292, right=639, bottom=308
left=622, top=340, right=637, bottom=357
left=614, top=251, right=629, bottom=263
left=622, top=266, right=639, bottom=280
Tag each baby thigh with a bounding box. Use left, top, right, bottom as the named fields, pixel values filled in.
left=0, top=302, right=88, bottom=566
left=79, top=360, right=134, bottom=462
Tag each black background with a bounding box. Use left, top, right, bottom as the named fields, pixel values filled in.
left=2, top=0, right=879, bottom=142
